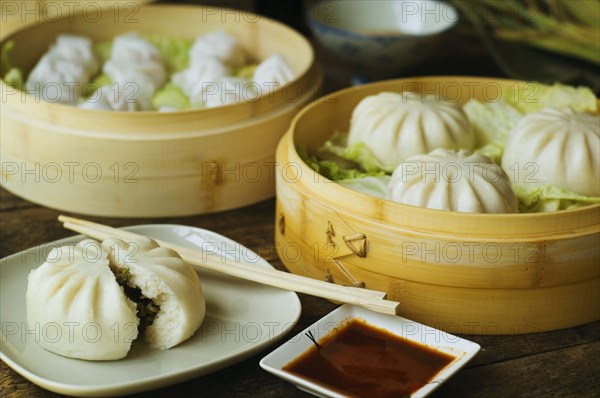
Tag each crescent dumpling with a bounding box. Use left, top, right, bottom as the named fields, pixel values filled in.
left=103, top=237, right=206, bottom=350
left=389, top=149, right=518, bottom=213
left=501, top=108, right=600, bottom=197
left=26, top=240, right=139, bottom=360
left=348, top=92, right=476, bottom=169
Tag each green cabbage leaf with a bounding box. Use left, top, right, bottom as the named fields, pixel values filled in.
left=515, top=185, right=600, bottom=213
left=152, top=83, right=191, bottom=111
left=338, top=176, right=390, bottom=199
left=298, top=145, right=386, bottom=181
left=503, top=82, right=597, bottom=114
left=1, top=41, right=24, bottom=89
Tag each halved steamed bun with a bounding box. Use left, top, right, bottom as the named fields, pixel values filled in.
left=348, top=92, right=476, bottom=169
left=502, top=108, right=600, bottom=197
left=26, top=237, right=205, bottom=360
left=389, top=149, right=518, bottom=213
left=104, top=237, right=206, bottom=350
left=26, top=240, right=139, bottom=360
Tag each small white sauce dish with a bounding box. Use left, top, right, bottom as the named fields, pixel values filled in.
left=260, top=304, right=480, bottom=398
left=306, top=0, right=459, bottom=79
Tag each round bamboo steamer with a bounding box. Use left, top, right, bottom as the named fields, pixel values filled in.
left=1, top=4, right=317, bottom=123
left=0, top=4, right=321, bottom=217
left=275, top=76, right=600, bottom=335
left=0, top=0, right=155, bottom=40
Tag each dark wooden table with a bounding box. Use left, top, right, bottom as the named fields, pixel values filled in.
left=1, top=188, right=599, bottom=398
left=2, top=5, right=599, bottom=396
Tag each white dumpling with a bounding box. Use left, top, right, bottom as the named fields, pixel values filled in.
left=109, top=32, right=162, bottom=64
left=253, top=54, right=295, bottom=88
left=103, top=33, right=166, bottom=98
left=172, top=57, right=229, bottom=107
left=389, top=149, right=518, bottom=213
left=26, top=240, right=139, bottom=360
left=51, top=34, right=99, bottom=76
left=103, top=59, right=166, bottom=93
left=78, top=84, right=154, bottom=112
left=25, top=34, right=99, bottom=104
left=78, top=87, right=114, bottom=111
left=204, top=77, right=257, bottom=108
left=502, top=108, right=600, bottom=197
left=190, top=30, right=246, bottom=67
left=348, top=92, right=476, bottom=169
left=103, top=237, right=205, bottom=350
left=26, top=55, right=87, bottom=104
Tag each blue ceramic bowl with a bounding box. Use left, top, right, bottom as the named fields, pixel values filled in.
left=306, top=0, right=459, bottom=79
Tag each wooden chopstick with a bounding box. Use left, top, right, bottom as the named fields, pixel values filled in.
left=58, top=215, right=400, bottom=315
left=59, top=217, right=385, bottom=301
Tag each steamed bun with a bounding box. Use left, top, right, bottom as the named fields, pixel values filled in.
left=104, top=237, right=205, bottom=350
left=26, top=240, right=139, bottom=360
left=348, top=92, right=476, bottom=169
left=26, top=236, right=206, bottom=360
left=389, top=149, right=518, bottom=213
left=502, top=108, right=600, bottom=197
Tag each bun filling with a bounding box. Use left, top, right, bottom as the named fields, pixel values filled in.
left=114, top=267, right=160, bottom=335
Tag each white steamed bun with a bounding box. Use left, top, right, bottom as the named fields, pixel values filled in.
left=389, top=149, right=518, bottom=213
left=502, top=108, right=600, bottom=197
left=348, top=92, right=476, bottom=169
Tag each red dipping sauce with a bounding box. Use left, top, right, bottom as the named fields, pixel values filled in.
left=283, top=318, right=456, bottom=398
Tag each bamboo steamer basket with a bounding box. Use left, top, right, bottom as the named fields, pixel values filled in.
left=0, top=4, right=321, bottom=217
left=0, top=0, right=155, bottom=40
left=275, top=76, right=600, bottom=335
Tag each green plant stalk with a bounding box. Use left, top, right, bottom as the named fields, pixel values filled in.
left=560, top=0, right=600, bottom=28
left=496, top=28, right=600, bottom=64
left=454, top=0, right=600, bottom=64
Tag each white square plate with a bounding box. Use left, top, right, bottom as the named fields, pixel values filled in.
left=260, top=304, right=480, bottom=398
left=0, top=224, right=301, bottom=397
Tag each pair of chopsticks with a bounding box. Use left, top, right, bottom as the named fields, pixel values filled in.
left=58, top=215, right=401, bottom=316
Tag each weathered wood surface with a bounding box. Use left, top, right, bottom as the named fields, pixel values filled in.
left=1, top=187, right=599, bottom=398
left=2, top=3, right=599, bottom=395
